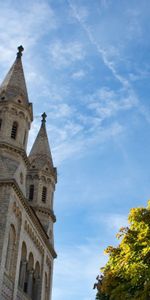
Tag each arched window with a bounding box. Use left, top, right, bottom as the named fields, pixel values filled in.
left=11, top=121, right=18, bottom=139
left=42, top=186, right=47, bottom=203
left=29, top=185, right=34, bottom=201
left=5, top=224, right=16, bottom=276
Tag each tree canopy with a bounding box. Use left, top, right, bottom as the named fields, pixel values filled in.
left=95, top=201, right=150, bottom=300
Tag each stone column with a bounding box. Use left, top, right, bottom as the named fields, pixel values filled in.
left=19, top=260, right=27, bottom=289
left=45, top=285, right=48, bottom=300
left=27, top=270, right=34, bottom=298
left=33, top=277, right=41, bottom=300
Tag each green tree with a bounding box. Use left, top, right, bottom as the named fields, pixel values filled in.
left=94, top=201, right=150, bottom=300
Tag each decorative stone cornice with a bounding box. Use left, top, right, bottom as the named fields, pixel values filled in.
left=0, top=142, right=30, bottom=167
left=0, top=178, right=57, bottom=259
left=33, top=205, right=56, bottom=223
left=24, top=220, right=44, bottom=255
left=26, top=170, right=56, bottom=188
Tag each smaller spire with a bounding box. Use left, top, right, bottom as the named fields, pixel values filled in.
left=17, top=45, right=24, bottom=59
left=29, top=113, right=54, bottom=167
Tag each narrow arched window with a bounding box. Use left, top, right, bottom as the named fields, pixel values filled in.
left=11, top=121, right=18, bottom=139
left=42, top=186, right=47, bottom=203
left=0, top=119, right=2, bottom=130
left=29, top=184, right=34, bottom=201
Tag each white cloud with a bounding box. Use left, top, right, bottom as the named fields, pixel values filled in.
left=47, top=103, right=74, bottom=119
left=71, top=69, right=86, bottom=79
left=68, top=0, right=150, bottom=135
left=49, top=40, right=86, bottom=68
left=27, top=84, right=129, bottom=166
left=102, top=213, right=128, bottom=232
left=125, top=8, right=142, bottom=41
left=99, top=0, right=111, bottom=9
left=68, top=1, right=136, bottom=92
left=53, top=243, right=107, bottom=300
left=52, top=139, right=84, bottom=165
left=52, top=121, right=123, bottom=165
left=88, top=212, right=128, bottom=240
left=87, top=87, right=138, bottom=121
left=41, top=83, right=71, bottom=102
left=48, top=120, right=83, bottom=143
left=0, top=1, right=57, bottom=65
left=68, top=2, right=89, bottom=22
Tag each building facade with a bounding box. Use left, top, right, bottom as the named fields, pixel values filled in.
left=0, top=46, right=57, bottom=300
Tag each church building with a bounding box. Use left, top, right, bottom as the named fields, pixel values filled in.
left=0, top=46, right=57, bottom=300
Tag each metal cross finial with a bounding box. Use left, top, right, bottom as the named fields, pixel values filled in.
left=41, top=112, right=47, bottom=124
left=17, top=45, right=24, bottom=58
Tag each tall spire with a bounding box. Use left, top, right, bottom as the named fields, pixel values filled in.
left=29, top=113, right=53, bottom=167
left=0, top=45, right=29, bottom=104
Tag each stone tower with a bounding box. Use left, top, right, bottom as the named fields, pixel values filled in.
left=0, top=46, right=57, bottom=300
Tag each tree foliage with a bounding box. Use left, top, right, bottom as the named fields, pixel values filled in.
left=95, top=201, right=150, bottom=300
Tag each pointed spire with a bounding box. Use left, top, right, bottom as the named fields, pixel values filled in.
left=29, top=113, right=53, bottom=167
left=0, top=45, right=29, bottom=104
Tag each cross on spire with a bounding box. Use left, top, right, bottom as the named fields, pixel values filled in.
left=17, top=45, right=24, bottom=58
left=41, top=112, right=47, bottom=125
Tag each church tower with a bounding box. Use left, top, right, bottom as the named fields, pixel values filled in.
left=0, top=47, right=57, bottom=300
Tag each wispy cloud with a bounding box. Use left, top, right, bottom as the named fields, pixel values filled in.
left=71, top=69, right=86, bottom=79
left=106, top=213, right=128, bottom=231
left=53, top=242, right=107, bottom=300
left=47, top=103, right=74, bottom=119
left=68, top=2, right=126, bottom=86
left=90, top=212, right=128, bottom=233
left=49, top=40, right=86, bottom=68
left=99, top=0, right=111, bottom=9
left=87, top=87, right=138, bottom=121
left=51, top=121, right=123, bottom=165
left=0, top=2, right=57, bottom=66
left=68, top=1, right=141, bottom=95
left=125, top=7, right=142, bottom=41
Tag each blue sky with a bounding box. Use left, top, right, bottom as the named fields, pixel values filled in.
left=0, top=0, right=150, bottom=299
